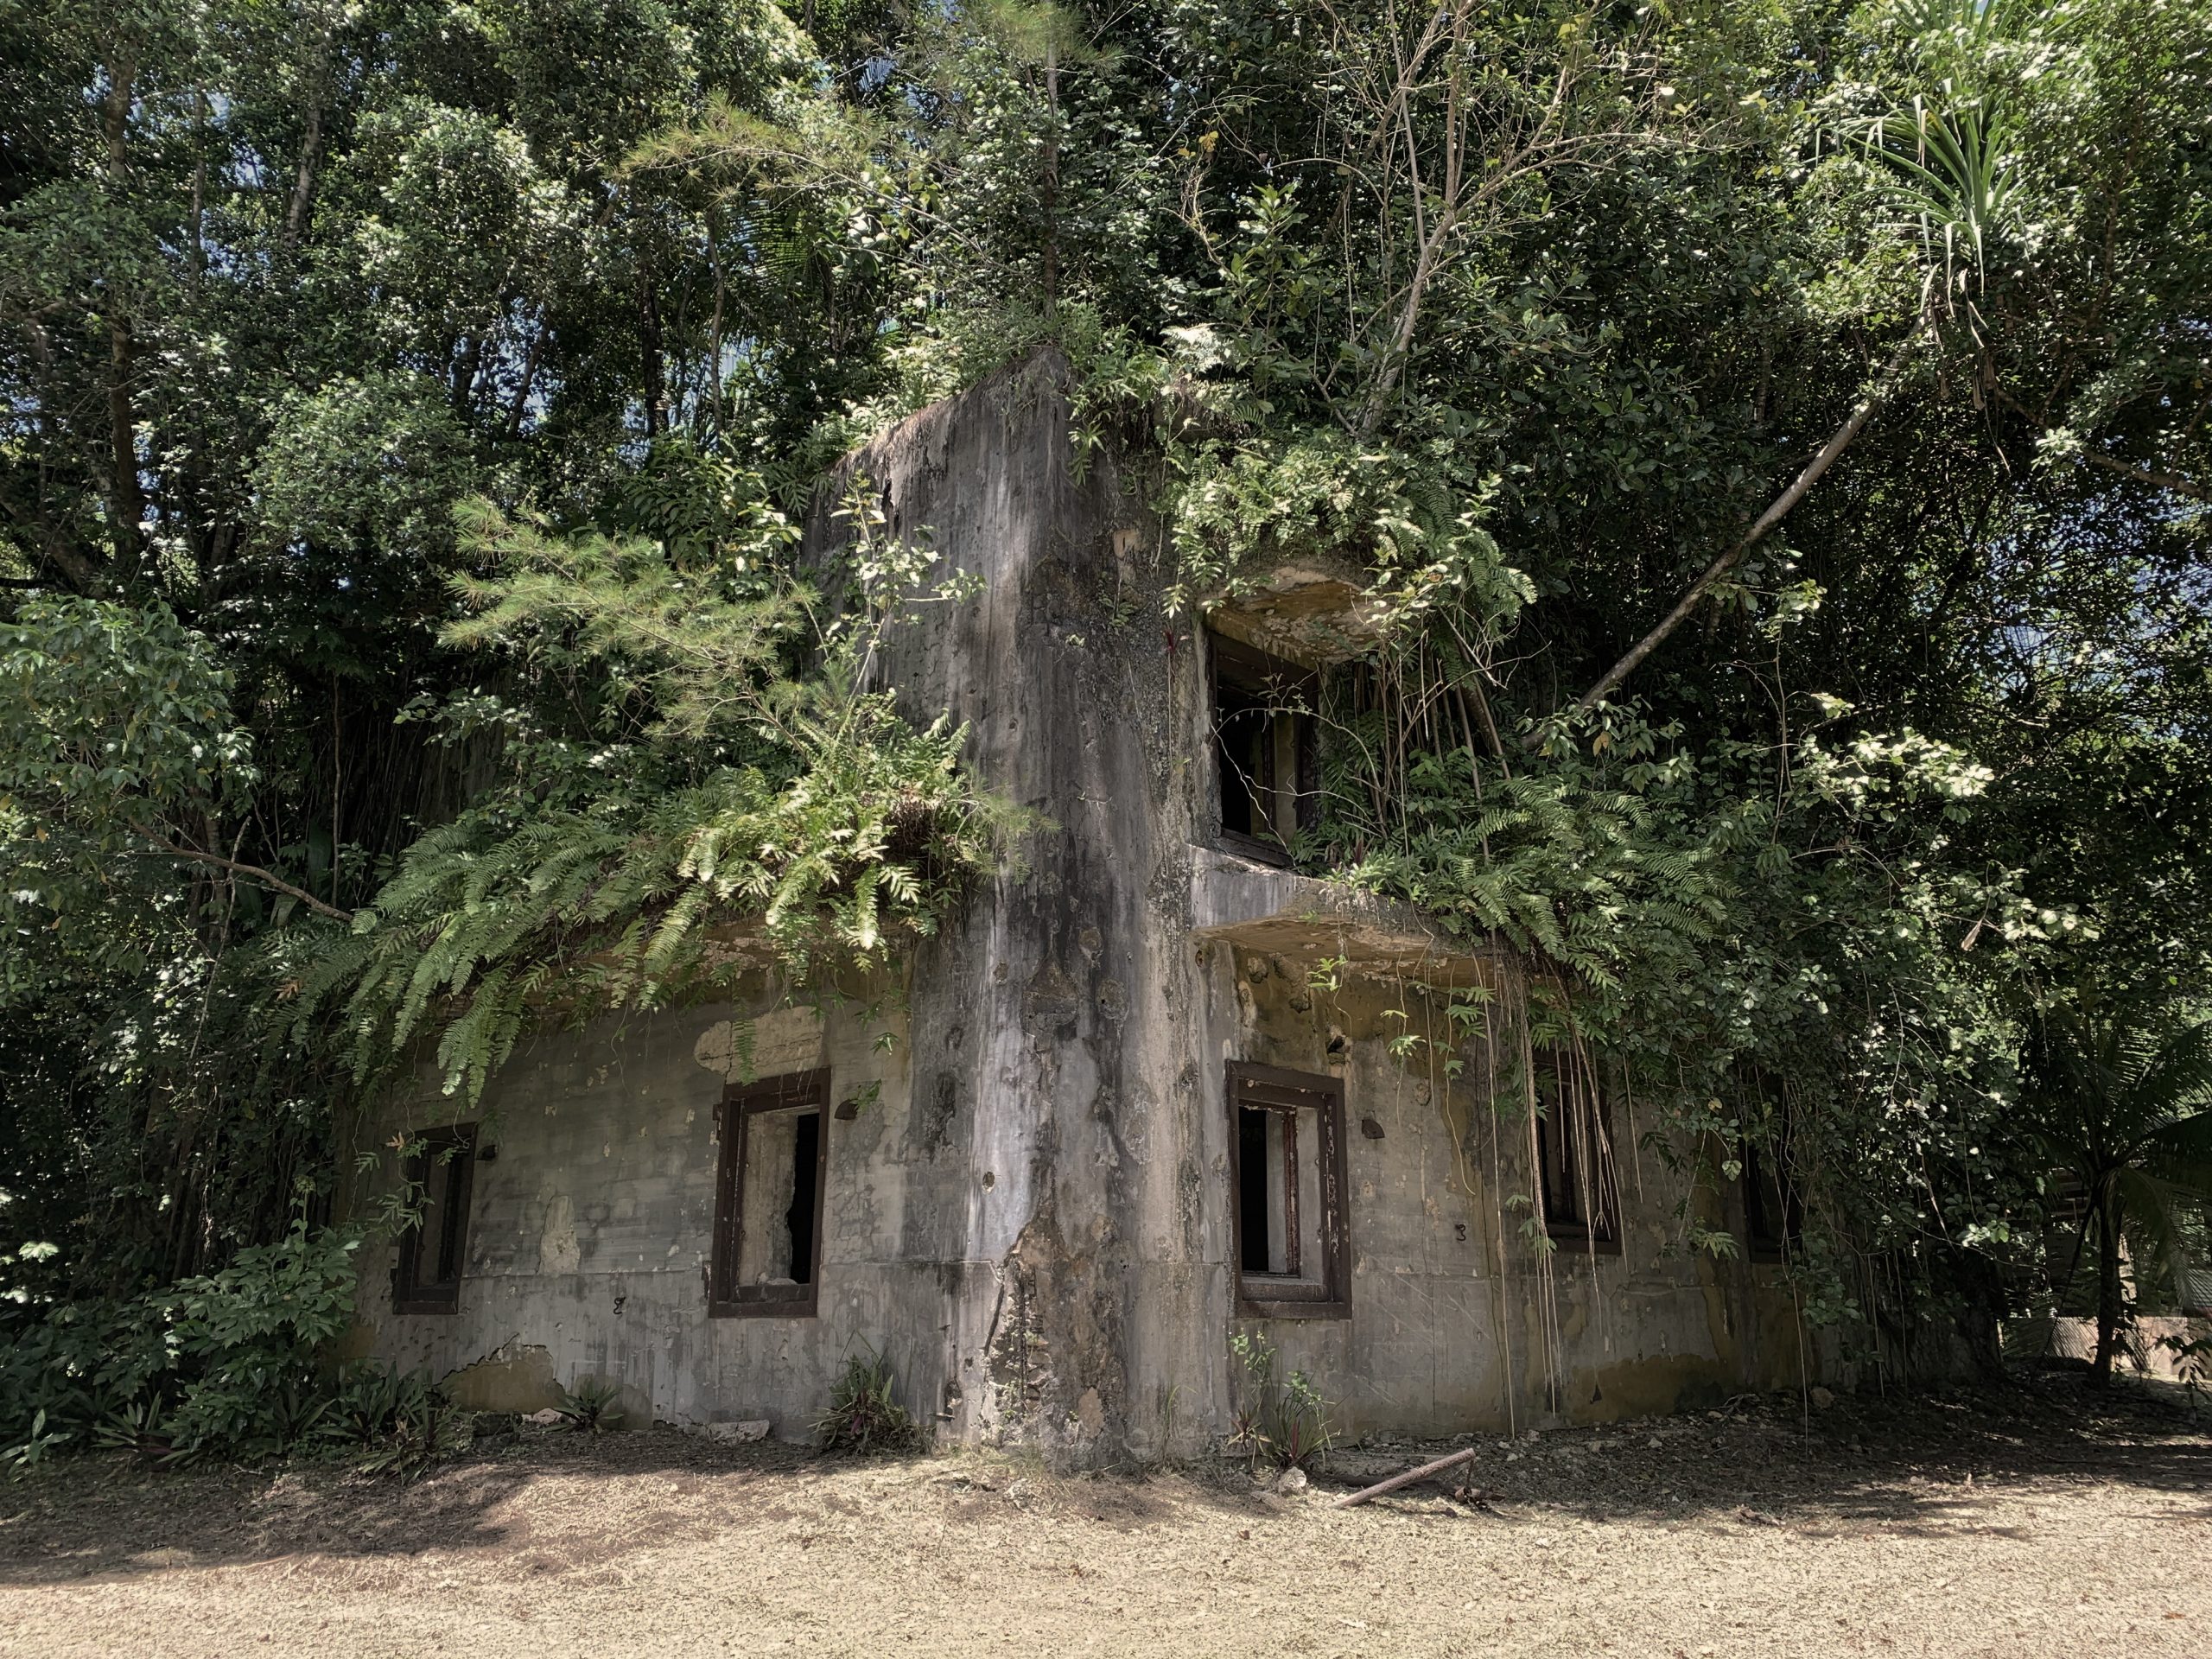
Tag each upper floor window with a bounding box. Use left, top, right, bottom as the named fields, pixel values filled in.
left=394, top=1123, right=478, bottom=1315
left=1211, top=632, right=1317, bottom=865
left=711, top=1070, right=830, bottom=1318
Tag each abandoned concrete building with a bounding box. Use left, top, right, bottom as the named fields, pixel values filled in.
left=353, top=353, right=1817, bottom=1460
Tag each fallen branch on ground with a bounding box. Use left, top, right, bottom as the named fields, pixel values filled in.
left=1331, top=1445, right=1479, bottom=1509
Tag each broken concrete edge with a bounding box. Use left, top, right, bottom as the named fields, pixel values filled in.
left=677, top=1418, right=774, bottom=1444
left=1188, top=844, right=1511, bottom=990
left=514, top=1408, right=777, bottom=1444
left=1203, top=561, right=1395, bottom=668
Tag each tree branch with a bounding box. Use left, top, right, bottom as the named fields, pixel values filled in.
left=131, top=826, right=354, bottom=922
left=1573, top=294, right=1932, bottom=715
left=2075, top=448, right=2209, bottom=502
left=1987, top=386, right=2211, bottom=503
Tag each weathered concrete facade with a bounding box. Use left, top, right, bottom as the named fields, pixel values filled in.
left=355, top=354, right=1818, bottom=1458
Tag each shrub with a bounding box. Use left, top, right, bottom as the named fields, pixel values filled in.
left=2, top=1204, right=470, bottom=1480
left=151, top=1219, right=367, bottom=1463
left=0, top=1297, right=168, bottom=1462
left=814, top=1347, right=925, bottom=1455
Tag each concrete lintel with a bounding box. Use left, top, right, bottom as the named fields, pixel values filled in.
left=1204, top=559, right=1389, bottom=665
left=1187, top=845, right=1503, bottom=988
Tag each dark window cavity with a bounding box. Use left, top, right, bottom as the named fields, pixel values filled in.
left=1535, top=1053, right=1620, bottom=1252
left=1228, top=1062, right=1350, bottom=1319
left=1210, top=632, right=1318, bottom=865
left=393, top=1124, right=477, bottom=1315
left=1740, top=1128, right=1803, bottom=1263
left=711, top=1070, right=830, bottom=1318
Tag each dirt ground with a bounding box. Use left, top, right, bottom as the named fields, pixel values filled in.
left=3, top=1376, right=2207, bottom=1659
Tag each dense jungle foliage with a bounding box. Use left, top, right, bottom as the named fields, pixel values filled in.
left=3, top=0, right=2210, bottom=1460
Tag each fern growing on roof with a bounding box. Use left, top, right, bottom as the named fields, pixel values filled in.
left=285, top=481, right=1020, bottom=1105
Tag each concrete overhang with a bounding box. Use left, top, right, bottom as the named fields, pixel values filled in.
left=1204, top=559, right=1389, bottom=665
left=1188, top=845, right=1509, bottom=990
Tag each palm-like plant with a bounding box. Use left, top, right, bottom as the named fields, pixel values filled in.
left=2021, top=997, right=2212, bottom=1385
left=1847, top=0, right=2031, bottom=354
left=1860, top=95, right=2019, bottom=298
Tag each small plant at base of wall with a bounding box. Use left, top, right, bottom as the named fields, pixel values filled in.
left=815, top=1346, right=926, bottom=1455
left=555, top=1377, right=627, bottom=1435
left=1227, top=1332, right=1336, bottom=1472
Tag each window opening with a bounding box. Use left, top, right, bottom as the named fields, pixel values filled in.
left=712, top=1070, right=830, bottom=1317
left=1210, top=632, right=1318, bottom=863
left=1741, top=1129, right=1803, bottom=1263
left=1535, top=1054, right=1620, bottom=1251
left=394, top=1124, right=476, bottom=1315
left=1228, top=1063, right=1349, bottom=1318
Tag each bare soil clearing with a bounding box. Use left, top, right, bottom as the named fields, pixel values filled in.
left=3, top=1379, right=2206, bottom=1658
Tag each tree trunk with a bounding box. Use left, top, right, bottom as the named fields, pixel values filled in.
left=451, top=334, right=483, bottom=418
left=637, top=266, right=665, bottom=439
left=283, top=24, right=334, bottom=253
left=102, top=52, right=144, bottom=569
left=2090, top=1185, right=2123, bottom=1388
left=283, top=98, right=324, bottom=248
left=188, top=88, right=207, bottom=289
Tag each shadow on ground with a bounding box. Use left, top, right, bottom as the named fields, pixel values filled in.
left=1306, top=1370, right=2212, bottom=1533
left=2, top=1370, right=2205, bottom=1585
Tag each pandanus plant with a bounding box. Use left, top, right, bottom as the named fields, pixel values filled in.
left=1855, top=0, right=2031, bottom=327
left=1859, top=92, right=2019, bottom=303
left=2021, top=997, right=2212, bottom=1385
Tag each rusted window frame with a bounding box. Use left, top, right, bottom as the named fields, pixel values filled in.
left=1208, top=632, right=1319, bottom=868
left=1226, top=1061, right=1350, bottom=1319
left=392, top=1123, right=477, bottom=1316
left=709, top=1068, right=830, bottom=1319
left=1535, top=1055, right=1622, bottom=1255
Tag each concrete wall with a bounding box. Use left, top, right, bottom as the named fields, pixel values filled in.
left=355, top=984, right=987, bottom=1436
left=1189, top=950, right=1814, bottom=1439
left=353, top=352, right=1821, bottom=1457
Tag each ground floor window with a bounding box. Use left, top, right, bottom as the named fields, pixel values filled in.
left=1536, top=1053, right=1620, bottom=1253
left=1228, top=1062, right=1349, bottom=1318
left=394, top=1123, right=477, bottom=1315
left=711, top=1070, right=830, bottom=1317
left=1741, top=1128, right=1804, bottom=1263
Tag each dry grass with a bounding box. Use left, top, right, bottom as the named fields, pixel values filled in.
left=2, top=1376, right=2206, bottom=1657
